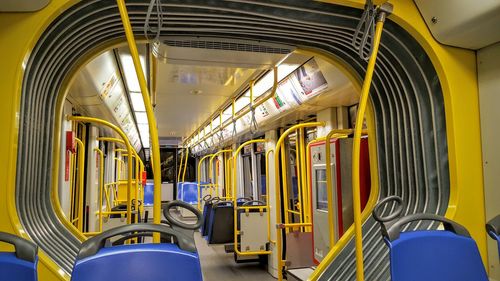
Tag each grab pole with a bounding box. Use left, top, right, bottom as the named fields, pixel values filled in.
left=116, top=0, right=163, bottom=242
left=68, top=116, right=134, bottom=224
left=351, top=6, right=390, bottom=281
left=275, top=122, right=325, bottom=281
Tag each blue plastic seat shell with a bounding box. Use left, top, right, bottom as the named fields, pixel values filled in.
left=71, top=243, right=202, bottom=281
left=0, top=253, right=37, bottom=281
left=386, top=230, right=488, bottom=281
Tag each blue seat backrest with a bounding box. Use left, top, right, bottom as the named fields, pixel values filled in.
left=386, top=230, right=488, bottom=281
left=0, top=253, right=37, bottom=281
left=71, top=243, right=202, bottom=281
left=143, top=183, right=154, bottom=206
left=182, top=183, right=198, bottom=204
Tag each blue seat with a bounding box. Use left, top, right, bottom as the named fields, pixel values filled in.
left=182, top=182, right=199, bottom=204
left=487, top=214, right=500, bottom=258
left=373, top=196, right=488, bottom=281
left=143, top=183, right=154, bottom=206
left=0, top=232, right=38, bottom=281
left=71, top=224, right=202, bottom=281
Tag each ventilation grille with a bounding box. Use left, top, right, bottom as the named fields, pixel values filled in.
left=164, top=39, right=292, bottom=54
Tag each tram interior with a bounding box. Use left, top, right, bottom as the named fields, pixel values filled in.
left=1, top=1, right=500, bottom=281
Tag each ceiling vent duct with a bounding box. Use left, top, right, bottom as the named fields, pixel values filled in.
left=152, top=37, right=296, bottom=69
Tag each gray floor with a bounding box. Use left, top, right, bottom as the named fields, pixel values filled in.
left=194, top=233, right=276, bottom=281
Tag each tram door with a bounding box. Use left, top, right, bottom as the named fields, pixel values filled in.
left=310, top=137, right=370, bottom=263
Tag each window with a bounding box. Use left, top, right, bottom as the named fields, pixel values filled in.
left=316, top=168, right=328, bottom=211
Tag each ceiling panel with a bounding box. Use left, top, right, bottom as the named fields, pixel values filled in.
left=0, top=0, right=50, bottom=11
left=155, top=62, right=259, bottom=138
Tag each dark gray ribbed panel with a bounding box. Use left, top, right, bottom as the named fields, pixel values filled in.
left=17, top=0, right=449, bottom=278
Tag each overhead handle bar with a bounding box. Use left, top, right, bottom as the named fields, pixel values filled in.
left=77, top=223, right=196, bottom=260
left=383, top=213, right=471, bottom=242
left=372, top=196, right=405, bottom=223
left=0, top=232, right=38, bottom=263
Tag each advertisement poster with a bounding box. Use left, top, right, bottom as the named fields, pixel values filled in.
left=276, top=76, right=302, bottom=108
left=295, top=59, right=329, bottom=100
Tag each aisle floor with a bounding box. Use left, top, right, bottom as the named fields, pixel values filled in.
left=195, top=233, right=276, bottom=281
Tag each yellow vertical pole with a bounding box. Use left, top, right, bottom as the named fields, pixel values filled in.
left=351, top=10, right=389, bottom=281
left=210, top=150, right=232, bottom=199
left=182, top=148, right=189, bottom=182
left=94, top=147, right=104, bottom=232
left=116, top=0, right=163, bottom=242
left=274, top=122, right=324, bottom=281
left=325, top=131, right=337, bottom=247
left=69, top=152, right=76, bottom=222
left=280, top=141, right=290, bottom=228
left=197, top=155, right=213, bottom=210
left=227, top=157, right=233, bottom=199
left=299, top=129, right=309, bottom=227
left=135, top=153, right=139, bottom=223
left=68, top=116, right=134, bottom=224
left=265, top=149, right=274, bottom=241
left=295, top=131, right=304, bottom=225
left=74, top=138, right=85, bottom=232
left=233, top=139, right=267, bottom=253
left=177, top=149, right=184, bottom=181
left=305, top=140, right=314, bottom=231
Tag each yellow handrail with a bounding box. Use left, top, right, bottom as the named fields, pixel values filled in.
left=233, top=139, right=271, bottom=256
left=97, top=137, right=144, bottom=218
left=275, top=122, right=325, bottom=281
left=74, top=137, right=85, bottom=231
left=68, top=115, right=134, bottom=224
left=94, top=147, right=104, bottom=232
left=350, top=11, right=388, bottom=281
left=294, top=131, right=304, bottom=225
left=97, top=136, right=144, bottom=222
left=324, top=129, right=354, bottom=247
left=177, top=149, right=184, bottom=181
left=197, top=154, right=214, bottom=210
left=209, top=150, right=232, bottom=198
left=265, top=149, right=274, bottom=242
left=226, top=156, right=234, bottom=199
left=280, top=140, right=290, bottom=231
left=116, top=0, right=163, bottom=243
left=305, top=140, right=313, bottom=229
left=298, top=129, right=311, bottom=230
left=69, top=151, right=76, bottom=223
left=182, top=148, right=189, bottom=182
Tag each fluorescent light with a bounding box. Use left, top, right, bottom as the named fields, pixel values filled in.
left=138, top=123, right=150, bottom=148
left=130, top=92, right=146, bottom=111
left=135, top=111, right=148, bottom=124
left=120, top=54, right=146, bottom=93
